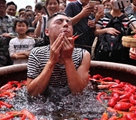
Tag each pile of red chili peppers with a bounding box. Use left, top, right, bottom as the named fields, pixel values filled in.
left=0, top=80, right=38, bottom=120
left=90, top=74, right=136, bottom=120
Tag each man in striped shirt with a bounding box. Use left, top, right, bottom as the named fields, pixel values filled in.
left=27, top=12, right=91, bottom=97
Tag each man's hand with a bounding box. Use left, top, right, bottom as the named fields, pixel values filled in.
left=49, top=33, right=64, bottom=64
left=61, top=36, right=74, bottom=62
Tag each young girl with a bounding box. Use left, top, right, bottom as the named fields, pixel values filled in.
left=9, top=19, right=35, bottom=64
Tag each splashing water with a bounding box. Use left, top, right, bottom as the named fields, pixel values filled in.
left=1, top=83, right=105, bottom=120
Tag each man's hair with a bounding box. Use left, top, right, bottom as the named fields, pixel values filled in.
left=47, top=12, right=68, bottom=28
left=6, top=1, right=17, bottom=10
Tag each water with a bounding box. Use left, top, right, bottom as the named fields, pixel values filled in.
left=0, top=82, right=105, bottom=120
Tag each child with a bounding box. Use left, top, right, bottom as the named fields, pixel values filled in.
left=9, top=19, right=35, bottom=64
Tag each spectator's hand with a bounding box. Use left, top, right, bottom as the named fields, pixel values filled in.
left=130, top=48, right=136, bottom=60
left=105, top=28, right=120, bottom=35
left=49, top=33, right=64, bottom=64
left=61, top=36, right=74, bottom=62
left=2, top=33, right=11, bottom=38
left=95, top=11, right=104, bottom=23
left=88, top=19, right=95, bottom=28
left=36, top=13, right=42, bottom=23
left=80, top=4, right=94, bottom=18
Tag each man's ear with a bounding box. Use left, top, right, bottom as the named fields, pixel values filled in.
left=45, top=28, right=49, bottom=36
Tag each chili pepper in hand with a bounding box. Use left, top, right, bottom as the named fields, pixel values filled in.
left=72, top=33, right=83, bottom=41
left=114, top=102, right=132, bottom=111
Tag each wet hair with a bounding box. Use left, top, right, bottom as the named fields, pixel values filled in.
left=47, top=12, right=68, bottom=27
left=6, top=1, right=17, bottom=10
left=45, top=0, right=60, bottom=6
left=13, top=19, right=28, bottom=31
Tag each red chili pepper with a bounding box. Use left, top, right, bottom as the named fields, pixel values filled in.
left=108, top=93, right=120, bottom=107
left=109, top=89, right=124, bottom=95
left=0, top=91, right=16, bottom=98
left=114, top=79, right=120, bottom=84
left=114, top=102, right=132, bottom=111
left=21, top=115, right=26, bottom=120
left=21, top=109, right=37, bottom=120
left=72, top=33, right=83, bottom=41
left=0, top=114, right=15, bottom=120
left=129, top=94, right=136, bottom=105
left=129, top=106, right=136, bottom=112
left=0, top=83, right=12, bottom=91
left=124, top=113, right=136, bottom=120
left=107, top=107, right=134, bottom=116
left=96, top=92, right=107, bottom=103
left=0, top=101, right=13, bottom=108
left=120, top=91, right=132, bottom=99
left=101, top=77, right=113, bottom=81
left=101, top=112, right=108, bottom=120
left=92, top=74, right=103, bottom=80
left=111, top=82, right=125, bottom=88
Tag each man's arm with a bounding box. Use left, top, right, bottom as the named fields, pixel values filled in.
left=65, top=3, right=94, bottom=25
left=64, top=51, right=91, bottom=94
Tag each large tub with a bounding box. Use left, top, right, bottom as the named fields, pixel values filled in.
left=0, top=61, right=136, bottom=86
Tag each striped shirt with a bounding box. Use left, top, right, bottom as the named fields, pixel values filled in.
left=27, top=45, right=86, bottom=87
left=96, top=13, right=136, bottom=31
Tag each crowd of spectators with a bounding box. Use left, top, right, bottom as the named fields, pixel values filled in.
left=0, top=0, right=136, bottom=67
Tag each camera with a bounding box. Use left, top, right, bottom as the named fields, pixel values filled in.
left=113, top=0, right=131, bottom=10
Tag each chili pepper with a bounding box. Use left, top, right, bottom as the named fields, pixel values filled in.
left=97, top=84, right=111, bottom=89
left=0, top=114, right=15, bottom=120
left=119, top=98, right=130, bottom=102
left=100, top=81, right=117, bottom=85
left=101, top=112, right=108, bottom=120
left=111, top=82, right=125, bottom=88
left=129, top=106, right=136, bottom=112
left=129, top=94, right=136, bottom=105
left=72, top=33, right=83, bottom=41
left=107, top=107, right=134, bottom=116
left=21, top=109, right=37, bottom=120
left=114, top=79, right=120, bottom=84
left=108, top=93, right=120, bottom=107
left=0, top=91, right=16, bottom=98
left=0, top=83, right=12, bottom=91
left=120, top=91, right=132, bottom=99
left=96, top=92, right=107, bottom=103
left=92, top=74, right=103, bottom=80
left=101, top=77, right=113, bottom=81
left=114, top=102, right=132, bottom=111
left=124, top=113, right=136, bottom=120
left=109, top=89, right=124, bottom=95
left=0, top=101, right=13, bottom=108
left=21, top=115, right=26, bottom=120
